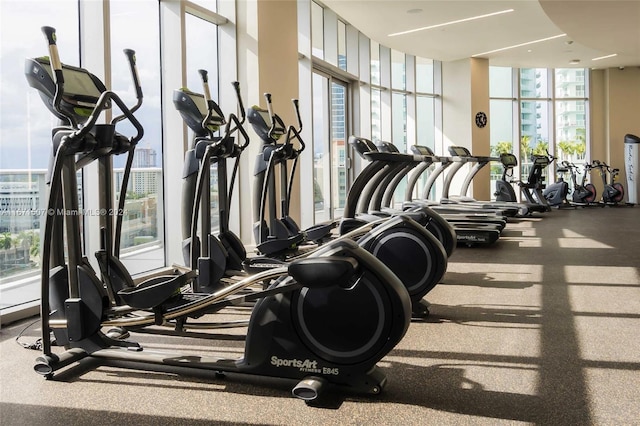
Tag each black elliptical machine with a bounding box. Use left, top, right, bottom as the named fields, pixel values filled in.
left=247, top=94, right=335, bottom=257
left=26, top=26, right=413, bottom=403
left=180, top=87, right=447, bottom=318
left=173, top=73, right=251, bottom=292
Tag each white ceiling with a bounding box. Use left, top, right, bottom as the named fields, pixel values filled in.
left=322, top=0, right=640, bottom=69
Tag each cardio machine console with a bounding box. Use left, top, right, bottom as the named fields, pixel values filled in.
left=25, top=57, right=107, bottom=123
left=173, top=88, right=225, bottom=136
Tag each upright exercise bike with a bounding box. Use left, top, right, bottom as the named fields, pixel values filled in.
left=26, top=26, right=412, bottom=402
left=592, top=160, right=626, bottom=205
left=565, top=161, right=597, bottom=206
left=543, top=158, right=572, bottom=208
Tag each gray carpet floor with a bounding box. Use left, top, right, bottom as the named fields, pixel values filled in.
left=1, top=206, right=639, bottom=425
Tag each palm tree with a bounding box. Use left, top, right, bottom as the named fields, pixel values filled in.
left=491, top=141, right=513, bottom=156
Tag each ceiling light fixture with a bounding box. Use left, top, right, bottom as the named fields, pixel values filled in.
left=388, top=9, right=514, bottom=37
left=471, top=34, right=566, bottom=57
left=569, top=59, right=581, bottom=64
left=592, top=53, right=617, bottom=61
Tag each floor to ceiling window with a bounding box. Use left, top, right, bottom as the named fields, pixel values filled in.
left=489, top=66, right=590, bottom=200
left=185, top=11, right=220, bottom=234
left=312, top=72, right=349, bottom=221
left=0, top=0, right=80, bottom=312
left=110, top=0, right=164, bottom=274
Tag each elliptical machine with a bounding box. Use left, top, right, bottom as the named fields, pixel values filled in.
left=173, top=74, right=251, bottom=292
left=247, top=94, right=335, bottom=257
left=26, top=26, right=412, bottom=402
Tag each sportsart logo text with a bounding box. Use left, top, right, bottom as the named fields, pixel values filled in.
left=270, top=356, right=339, bottom=375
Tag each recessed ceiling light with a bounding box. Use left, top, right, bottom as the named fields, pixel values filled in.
left=407, top=8, right=422, bottom=14
left=388, top=9, right=514, bottom=37
left=592, top=53, right=618, bottom=61
left=527, top=49, right=532, bottom=53
left=472, top=34, right=566, bottom=56
left=569, top=59, right=581, bottom=64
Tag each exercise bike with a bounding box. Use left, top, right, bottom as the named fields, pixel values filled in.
left=26, top=26, right=412, bottom=402
left=543, top=158, right=572, bottom=209
left=592, top=160, right=626, bottom=205
left=493, top=152, right=549, bottom=214
left=565, top=161, right=597, bottom=206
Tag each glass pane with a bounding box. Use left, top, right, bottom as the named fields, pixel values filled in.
left=416, top=97, right=435, bottom=149
left=490, top=66, right=512, bottom=98
left=312, top=73, right=330, bottom=222
left=556, top=100, right=587, bottom=163
left=186, top=14, right=219, bottom=100
left=555, top=68, right=586, bottom=98
left=0, top=1, right=79, bottom=309
left=391, top=50, right=405, bottom=90
left=416, top=57, right=434, bottom=93
left=520, top=68, right=548, bottom=98
left=392, top=93, right=407, bottom=151
left=110, top=0, right=164, bottom=274
left=331, top=82, right=348, bottom=219
left=311, top=1, right=324, bottom=59
left=415, top=96, right=435, bottom=200
left=185, top=13, right=220, bottom=237
left=391, top=93, right=407, bottom=206
left=370, top=40, right=380, bottom=86
left=490, top=99, right=515, bottom=198
left=337, top=20, right=347, bottom=71
left=371, top=88, right=382, bottom=143
left=521, top=100, right=550, bottom=184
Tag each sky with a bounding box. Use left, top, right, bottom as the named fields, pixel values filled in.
left=0, top=0, right=164, bottom=171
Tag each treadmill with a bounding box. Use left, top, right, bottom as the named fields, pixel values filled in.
left=348, top=137, right=501, bottom=246
left=441, top=146, right=523, bottom=217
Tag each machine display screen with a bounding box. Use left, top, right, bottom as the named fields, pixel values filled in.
left=62, top=66, right=103, bottom=99
left=450, top=146, right=470, bottom=156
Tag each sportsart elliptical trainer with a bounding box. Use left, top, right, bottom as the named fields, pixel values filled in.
left=26, top=26, right=412, bottom=402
